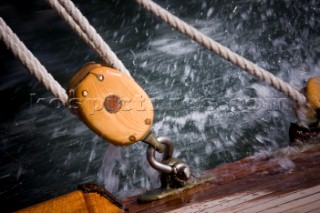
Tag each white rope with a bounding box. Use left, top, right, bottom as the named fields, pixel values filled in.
left=46, top=0, right=131, bottom=76
left=0, top=18, right=69, bottom=106
left=136, top=0, right=306, bottom=105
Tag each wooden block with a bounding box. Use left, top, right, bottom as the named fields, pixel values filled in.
left=306, top=77, right=320, bottom=109
left=68, top=62, right=154, bottom=146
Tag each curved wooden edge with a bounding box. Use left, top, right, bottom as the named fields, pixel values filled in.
left=306, top=77, right=320, bottom=109
left=16, top=190, right=122, bottom=213
left=68, top=62, right=102, bottom=94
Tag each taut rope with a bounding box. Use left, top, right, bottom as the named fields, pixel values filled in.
left=0, top=18, right=69, bottom=106
left=0, top=0, right=307, bottom=107
left=46, top=0, right=131, bottom=76
left=0, top=0, right=132, bottom=106
left=136, top=0, right=306, bottom=105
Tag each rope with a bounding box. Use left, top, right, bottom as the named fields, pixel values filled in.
left=0, top=18, right=69, bottom=106
left=136, top=0, right=306, bottom=105
left=46, top=0, right=131, bottom=76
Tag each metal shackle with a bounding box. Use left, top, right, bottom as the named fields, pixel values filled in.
left=172, top=161, right=191, bottom=182
left=146, top=136, right=191, bottom=182
left=146, top=137, right=174, bottom=174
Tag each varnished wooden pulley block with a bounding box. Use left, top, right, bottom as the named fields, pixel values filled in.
left=68, top=62, right=154, bottom=146
left=306, top=77, right=320, bottom=109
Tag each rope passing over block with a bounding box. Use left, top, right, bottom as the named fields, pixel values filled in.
left=68, top=62, right=154, bottom=145
left=2, top=0, right=192, bottom=196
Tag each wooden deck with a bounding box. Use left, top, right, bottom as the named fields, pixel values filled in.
left=17, top=144, right=320, bottom=212
left=122, top=145, right=320, bottom=212
left=168, top=180, right=320, bottom=213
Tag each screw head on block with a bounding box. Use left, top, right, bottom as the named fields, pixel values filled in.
left=129, top=135, right=136, bottom=142
left=145, top=118, right=152, bottom=125
left=82, top=90, right=88, bottom=97
left=96, top=74, right=104, bottom=81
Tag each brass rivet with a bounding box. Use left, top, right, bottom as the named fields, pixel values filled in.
left=82, top=90, right=88, bottom=97
left=145, top=118, right=151, bottom=125
left=97, top=74, right=104, bottom=81
left=129, top=135, right=136, bottom=142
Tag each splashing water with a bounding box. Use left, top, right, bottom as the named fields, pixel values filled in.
left=1, top=0, right=320, bottom=212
